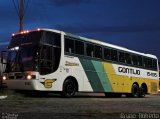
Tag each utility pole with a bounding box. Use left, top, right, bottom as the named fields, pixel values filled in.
left=13, top=0, right=29, bottom=32
left=19, top=0, right=24, bottom=32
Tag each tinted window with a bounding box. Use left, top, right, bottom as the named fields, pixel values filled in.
left=39, top=45, right=61, bottom=75
left=137, top=56, right=142, bottom=66
left=75, top=40, right=84, bottom=55
left=95, top=45, right=102, bottom=59
left=111, top=49, right=118, bottom=61
left=10, top=31, right=42, bottom=48
left=39, top=45, right=53, bottom=75
left=44, top=32, right=61, bottom=46
left=65, top=38, right=74, bottom=54
left=118, top=51, right=125, bottom=63
left=125, top=53, right=131, bottom=64
left=144, top=57, right=152, bottom=68
left=86, top=43, right=94, bottom=57
left=148, top=59, right=152, bottom=68
left=40, top=45, right=52, bottom=60
left=152, top=59, right=157, bottom=70
left=144, top=58, right=147, bottom=67
left=132, top=55, right=138, bottom=65
left=104, top=48, right=111, bottom=60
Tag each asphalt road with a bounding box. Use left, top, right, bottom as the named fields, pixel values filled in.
left=0, top=92, right=160, bottom=119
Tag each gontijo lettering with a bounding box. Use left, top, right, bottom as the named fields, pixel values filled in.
left=118, top=67, right=140, bottom=75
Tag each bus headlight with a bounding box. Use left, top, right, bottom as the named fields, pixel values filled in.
left=2, top=75, right=8, bottom=80
left=26, top=75, right=36, bottom=80
left=27, top=75, right=32, bottom=80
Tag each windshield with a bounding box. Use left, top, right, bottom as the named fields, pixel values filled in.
left=5, top=30, right=61, bottom=73
left=6, top=44, right=38, bottom=72
left=5, top=31, right=41, bottom=72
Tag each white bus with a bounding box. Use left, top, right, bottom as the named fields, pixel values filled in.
left=2, top=28, right=159, bottom=97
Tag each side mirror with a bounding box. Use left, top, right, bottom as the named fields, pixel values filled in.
left=1, top=51, right=7, bottom=64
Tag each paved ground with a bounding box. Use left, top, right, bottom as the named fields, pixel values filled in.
left=0, top=92, right=160, bottom=119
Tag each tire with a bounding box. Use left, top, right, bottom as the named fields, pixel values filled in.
left=127, top=84, right=139, bottom=98
left=61, top=79, right=76, bottom=98
left=131, top=84, right=139, bottom=98
left=139, top=85, right=146, bottom=98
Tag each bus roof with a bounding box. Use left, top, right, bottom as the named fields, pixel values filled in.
left=41, top=28, right=158, bottom=59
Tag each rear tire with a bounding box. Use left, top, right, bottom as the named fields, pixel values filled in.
left=61, top=79, right=76, bottom=98
left=127, top=84, right=139, bottom=98
left=139, top=85, right=146, bottom=98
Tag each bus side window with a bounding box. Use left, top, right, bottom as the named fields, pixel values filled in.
left=75, top=40, right=84, bottom=55
left=86, top=43, right=94, bottom=57
left=143, top=57, right=147, bottom=67
left=111, top=49, right=118, bottom=62
left=125, top=53, right=131, bottom=64
left=40, top=45, right=52, bottom=60
left=44, top=32, right=61, bottom=46
left=95, top=45, right=102, bottom=59
left=104, top=48, right=111, bottom=60
left=132, top=55, right=138, bottom=66
left=137, top=56, right=142, bottom=66
left=148, top=58, right=152, bottom=68
left=65, top=38, right=74, bottom=54
left=118, top=51, right=125, bottom=63
left=143, top=57, right=152, bottom=68
left=152, top=59, right=157, bottom=70
left=39, top=45, right=53, bottom=75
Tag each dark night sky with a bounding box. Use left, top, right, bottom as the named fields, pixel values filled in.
left=0, top=0, right=160, bottom=59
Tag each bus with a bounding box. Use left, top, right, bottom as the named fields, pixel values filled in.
left=2, top=28, right=159, bottom=97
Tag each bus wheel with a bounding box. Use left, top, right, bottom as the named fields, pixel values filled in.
left=61, top=79, right=76, bottom=98
left=139, top=85, right=146, bottom=98
left=131, top=84, right=139, bottom=98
